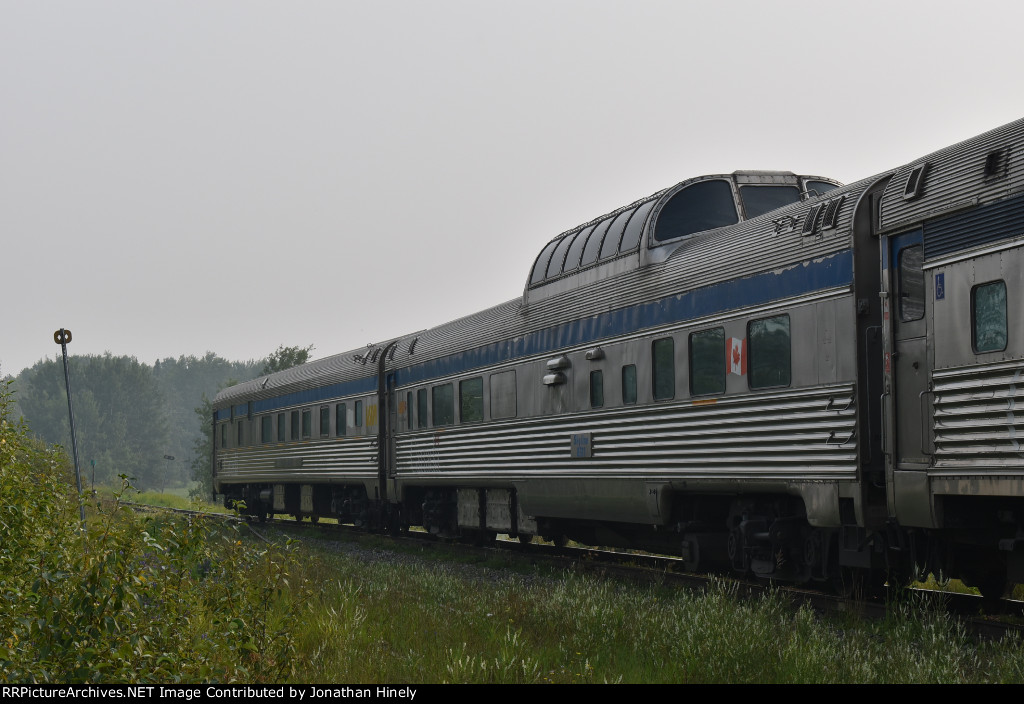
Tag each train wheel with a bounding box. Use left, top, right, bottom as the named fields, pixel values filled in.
left=310, top=514, right=319, bottom=524
left=293, top=514, right=302, bottom=523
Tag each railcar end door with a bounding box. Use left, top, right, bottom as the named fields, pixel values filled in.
left=886, top=229, right=930, bottom=467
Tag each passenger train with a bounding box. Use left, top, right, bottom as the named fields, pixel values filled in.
left=213, top=118, right=1024, bottom=597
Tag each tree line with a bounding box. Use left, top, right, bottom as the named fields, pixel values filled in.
left=6, top=345, right=312, bottom=496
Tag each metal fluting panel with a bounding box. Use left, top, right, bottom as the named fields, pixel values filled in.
left=880, top=118, right=1024, bottom=237
left=924, top=192, right=1024, bottom=259
left=932, top=361, right=1024, bottom=467
left=217, top=438, right=376, bottom=484
left=395, top=384, right=857, bottom=481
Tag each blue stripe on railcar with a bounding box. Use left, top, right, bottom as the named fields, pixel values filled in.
left=215, top=248, right=852, bottom=419
left=394, top=247, right=852, bottom=386
left=215, top=376, right=379, bottom=420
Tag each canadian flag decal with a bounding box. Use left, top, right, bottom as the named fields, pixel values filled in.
left=729, top=337, right=747, bottom=376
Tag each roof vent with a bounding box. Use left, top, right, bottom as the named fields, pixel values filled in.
left=903, top=163, right=929, bottom=200
left=984, top=148, right=1009, bottom=180
left=802, top=204, right=823, bottom=236
left=821, top=195, right=846, bottom=230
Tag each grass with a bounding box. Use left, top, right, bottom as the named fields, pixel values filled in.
left=125, top=492, right=1024, bottom=682
left=104, top=486, right=230, bottom=514
left=274, top=532, right=1024, bottom=683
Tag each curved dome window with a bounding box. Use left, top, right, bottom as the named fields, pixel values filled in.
left=599, top=207, right=639, bottom=260
left=806, top=180, right=838, bottom=197
left=740, top=185, right=801, bottom=218
left=563, top=224, right=596, bottom=274
left=545, top=231, right=578, bottom=278
left=530, top=239, right=560, bottom=285
left=619, top=199, right=657, bottom=252
left=653, top=180, right=738, bottom=243
left=580, top=217, right=613, bottom=267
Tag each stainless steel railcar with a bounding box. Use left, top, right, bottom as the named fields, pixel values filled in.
left=213, top=118, right=1024, bottom=596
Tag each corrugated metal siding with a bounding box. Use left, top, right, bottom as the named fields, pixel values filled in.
left=932, top=361, right=1024, bottom=468
left=880, top=118, right=1024, bottom=235
left=924, top=191, right=1024, bottom=259
left=396, top=384, right=857, bottom=481
left=216, top=438, right=376, bottom=484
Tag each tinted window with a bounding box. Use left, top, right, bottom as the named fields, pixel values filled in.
left=806, top=180, right=838, bottom=196
left=277, top=413, right=285, bottom=442
left=545, top=233, right=577, bottom=278
left=220, top=424, right=226, bottom=449
left=590, top=370, right=604, bottom=408
left=898, top=245, right=925, bottom=322
left=530, top=240, right=560, bottom=285
left=261, top=416, right=272, bottom=443
left=748, top=315, right=791, bottom=389
left=690, top=327, right=726, bottom=396
left=354, top=400, right=363, bottom=427
left=580, top=218, right=613, bottom=267
left=652, top=337, right=675, bottom=400
left=653, top=180, right=738, bottom=242
left=600, top=208, right=637, bottom=259
left=433, top=384, right=454, bottom=426
left=739, top=186, right=801, bottom=218
left=460, top=377, right=484, bottom=423
left=237, top=421, right=244, bottom=446
left=301, top=409, right=312, bottom=438
left=336, top=403, right=347, bottom=436
left=619, top=199, right=657, bottom=251
left=290, top=410, right=299, bottom=441
left=973, top=280, right=1007, bottom=353
left=490, top=370, right=517, bottom=419
left=417, top=389, right=428, bottom=428
left=320, top=406, right=330, bottom=437
left=622, top=365, right=637, bottom=405
left=563, top=225, right=595, bottom=274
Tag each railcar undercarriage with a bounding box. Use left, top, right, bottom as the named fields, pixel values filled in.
left=223, top=481, right=915, bottom=596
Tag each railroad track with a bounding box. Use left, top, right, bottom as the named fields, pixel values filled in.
left=126, top=501, right=1024, bottom=641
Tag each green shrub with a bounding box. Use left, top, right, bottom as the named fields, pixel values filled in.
left=0, top=381, right=307, bottom=683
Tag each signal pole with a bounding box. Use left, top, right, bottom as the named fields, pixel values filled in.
left=54, top=328, right=86, bottom=530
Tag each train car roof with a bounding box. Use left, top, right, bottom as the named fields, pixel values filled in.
left=523, top=170, right=841, bottom=305
left=877, top=117, right=1024, bottom=243
left=214, top=116, right=1024, bottom=414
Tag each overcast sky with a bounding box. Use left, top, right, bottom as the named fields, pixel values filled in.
left=3, top=0, right=1024, bottom=376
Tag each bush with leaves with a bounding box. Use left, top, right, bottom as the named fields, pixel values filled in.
left=0, top=381, right=307, bottom=683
